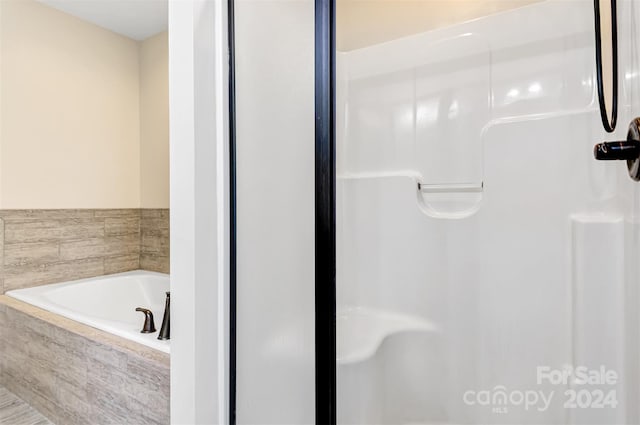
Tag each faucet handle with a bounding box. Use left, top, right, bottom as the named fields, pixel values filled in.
left=157, top=292, right=170, bottom=341
left=135, top=307, right=156, bottom=333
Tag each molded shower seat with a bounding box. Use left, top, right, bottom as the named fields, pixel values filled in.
left=337, top=306, right=440, bottom=364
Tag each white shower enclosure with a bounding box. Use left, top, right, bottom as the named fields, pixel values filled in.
left=234, top=0, right=640, bottom=423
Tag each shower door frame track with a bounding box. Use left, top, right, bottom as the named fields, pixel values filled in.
left=314, top=0, right=337, bottom=423
left=227, top=0, right=237, bottom=422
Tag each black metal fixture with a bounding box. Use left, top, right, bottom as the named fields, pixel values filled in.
left=135, top=307, right=156, bottom=333
left=227, top=0, right=238, bottom=421
left=594, top=117, right=640, bottom=180
left=158, top=292, right=170, bottom=340
left=315, top=0, right=337, bottom=423
left=593, top=0, right=619, bottom=133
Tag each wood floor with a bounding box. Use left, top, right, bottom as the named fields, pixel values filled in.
left=0, top=386, right=52, bottom=425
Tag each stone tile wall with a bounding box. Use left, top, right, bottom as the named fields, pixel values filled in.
left=0, top=295, right=170, bottom=425
left=0, top=209, right=169, bottom=293
left=140, top=209, right=170, bottom=274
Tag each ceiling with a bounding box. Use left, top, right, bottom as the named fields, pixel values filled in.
left=37, top=0, right=168, bottom=41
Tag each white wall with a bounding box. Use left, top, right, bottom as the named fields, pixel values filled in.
left=169, top=0, right=228, bottom=423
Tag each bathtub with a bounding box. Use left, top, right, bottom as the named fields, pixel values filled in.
left=5, top=270, right=170, bottom=353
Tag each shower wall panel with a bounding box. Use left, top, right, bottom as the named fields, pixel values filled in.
left=337, top=1, right=640, bottom=423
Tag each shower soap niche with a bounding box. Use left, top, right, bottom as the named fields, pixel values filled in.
left=416, top=181, right=483, bottom=219
left=337, top=306, right=439, bottom=365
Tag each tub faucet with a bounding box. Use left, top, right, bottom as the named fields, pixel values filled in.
left=135, top=308, right=156, bottom=333
left=158, top=292, right=170, bottom=340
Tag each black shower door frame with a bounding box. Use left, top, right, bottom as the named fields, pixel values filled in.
left=227, top=0, right=338, bottom=423
left=314, top=0, right=337, bottom=423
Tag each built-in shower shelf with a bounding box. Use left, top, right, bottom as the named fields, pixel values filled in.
left=337, top=306, right=440, bottom=365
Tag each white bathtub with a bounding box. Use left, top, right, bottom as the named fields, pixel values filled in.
left=6, top=270, right=170, bottom=353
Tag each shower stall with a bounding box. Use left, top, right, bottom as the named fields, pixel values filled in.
left=231, top=0, right=640, bottom=423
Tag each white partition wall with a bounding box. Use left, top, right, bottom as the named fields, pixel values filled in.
left=169, top=0, right=229, bottom=423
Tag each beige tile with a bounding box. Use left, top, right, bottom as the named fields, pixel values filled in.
left=126, top=395, right=169, bottom=425
left=55, top=377, right=92, bottom=419
left=141, top=226, right=170, bottom=238
left=141, top=210, right=169, bottom=225
left=88, top=381, right=148, bottom=425
left=105, top=217, right=140, bottom=236
left=4, top=258, right=104, bottom=291
left=141, top=235, right=169, bottom=255
left=105, top=254, right=140, bottom=274
left=0, top=296, right=169, bottom=364
left=140, top=209, right=163, bottom=219
left=59, top=238, right=105, bottom=261
left=59, top=235, right=139, bottom=262
left=50, top=404, right=90, bottom=425
left=4, top=219, right=104, bottom=244
left=1, top=298, right=170, bottom=425
left=93, top=209, right=140, bottom=218
left=126, top=355, right=169, bottom=390
left=51, top=325, right=86, bottom=353
left=0, top=386, right=53, bottom=425
left=4, top=220, right=61, bottom=244
left=0, top=383, right=56, bottom=425
left=84, top=340, right=129, bottom=370
left=35, top=338, right=87, bottom=388
left=0, top=208, right=170, bottom=290
left=58, top=219, right=105, bottom=241
left=0, top=209, right=94, bottom=219
left=0, top=218, right=4, bottom=294
left=4, top=242, right=59, bottom=266
left=6, top=307, right=54, bottom=339
left=141, top=217, right=169, bottom=231
left=140, top=254, right=169, bottom=274
left=87, top=357, right=126, bottom=390
left=140, top=209, right=170, bottom=275
left=105, top=235, right=140, bottom=256
left=124, top=357, right=170, bottom=424
left=5, top=360, right=57, bottom=403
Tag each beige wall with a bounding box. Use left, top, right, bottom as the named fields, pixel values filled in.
left=1, top=0, right=140, bottom=208
left=337, top=0, right=545, bottom=51
left=0, top=0, right=169, bottom=209
left=140, top=31, right=169, bottom=208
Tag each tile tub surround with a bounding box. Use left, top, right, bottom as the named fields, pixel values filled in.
left=140, top=209, right=170, bottom=274
left=0, top=209, right=169, bottom=293
left=0, top=295, right=170, bottom=425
